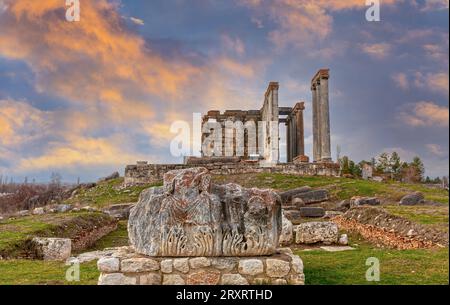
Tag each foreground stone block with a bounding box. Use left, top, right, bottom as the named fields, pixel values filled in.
left=279, top=187, right=312, bottom=204
left=299, top=207, right=325, bottom=218
left=293, top=190, right=329, bottom=204
left=399, top=192, right=425, bottom=206
left=295, top=222, right=339, bottom=244
left=128, top=167, right=282, bottom=257
left=102, top=203, right=135, bottom=220
left=279, top=212, right=294, bottom=245
left=31, top=237, right=71, bottom=261
left=97, top=247, right=304, bottom=285
left=350, top=197, right=380, bottom=207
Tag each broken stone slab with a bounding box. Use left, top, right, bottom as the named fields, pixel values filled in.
left=103, top=203, right=136, bottom=220
left=320, top=246, right=355, bottom=252
left=128, top=167, right=282, bottom=257
left=293, top=189, right=329, bottom=204
left=283, top=210, right=302, bottom=224
left=399, top=192, right=425, bottom=206
left=278, top=187, right=312, bottom=204
left=299, top=207, right=325, bottom=218
left=338, top=234, right=349, bottom=245
left=31, top=237, right=72, bottom=261
left=336, top=199, right=351, bottom=211
left=17, top=210, right=30, bottom=217
left=32, top=207, right=45, bottom=215
left=54, top=204, right=73, bottom=213
left=350, top=197, right=380, bottom=207
left=324, top=210, right=344, bottom=219
left=295, top=222, right=339, bottom=245
left=279, top=212, right=293, bottom=246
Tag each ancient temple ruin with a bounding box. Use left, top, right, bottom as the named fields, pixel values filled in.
left=198, top=69, right=332, bottom=164
left=124, top=69, right=339, bottom=186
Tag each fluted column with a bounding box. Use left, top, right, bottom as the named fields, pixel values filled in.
left=295, top=102, right=305, bottom=156
left=319, top=75, right=331, bottom=162
left=312, top=82, right=321, bottom=162
left=286, top=118, right=291, bottom=162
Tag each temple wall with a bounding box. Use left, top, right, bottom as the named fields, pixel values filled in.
left=124, top=161, right=340, bottom=186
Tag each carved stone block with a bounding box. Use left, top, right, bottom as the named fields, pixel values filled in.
left=128, top=167, right=281, bottom=257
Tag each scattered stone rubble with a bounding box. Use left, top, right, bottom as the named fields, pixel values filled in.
left=333, top=206, right=449, bottom=249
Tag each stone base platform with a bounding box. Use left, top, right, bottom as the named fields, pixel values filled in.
left=97, top=247, right=304, bottom=285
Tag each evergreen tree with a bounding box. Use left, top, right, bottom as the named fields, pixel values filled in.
left=410, top=156, right=425, bottom=182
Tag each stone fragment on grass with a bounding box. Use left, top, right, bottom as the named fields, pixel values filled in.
left=293, top=189, right=329, bottom=204
left=399, top=192, right=425, bottom=206
left=31, top=237, right=72, bottom=261
left=295, top=222, right=339, bottom=244
left=350, top=197, right=380, bottom=207
left=320, top=246, right=355, bottom=252
left=32, top=207, right=45, bottom=215
left=279, top=212, right=293, bottom=245
left=299, top=207, right=325, bottom=218
left=339, top=234, right=349, bottom=245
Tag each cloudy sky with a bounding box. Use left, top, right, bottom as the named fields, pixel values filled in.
left=0, top=0, right=448, bottom=182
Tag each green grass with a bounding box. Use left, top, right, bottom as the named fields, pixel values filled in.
left=384, top=205, right=449, bottom=231
left=0, top=212, right=115, bottom=258
left=0, top=260, right=99, bottom=285
left=213, top=173, right=449, bottom=204
left=296, top=234, right=449, bottom=285
left=64, top=178, right=161, bottom=208
left=79, top=220, right=129, bottom=253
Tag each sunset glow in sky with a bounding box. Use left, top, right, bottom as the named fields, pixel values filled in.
left=0, top=0, right=448, bottom=182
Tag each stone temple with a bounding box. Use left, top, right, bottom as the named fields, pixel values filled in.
left=124, top=69, right=339, bottom=185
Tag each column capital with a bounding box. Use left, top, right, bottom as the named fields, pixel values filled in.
left=311, top=69, right=330, bottom=84
left=293, top=102, right=305, bottom=113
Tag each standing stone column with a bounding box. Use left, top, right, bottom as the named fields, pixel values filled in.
left=319, top=72, right=331, bottom=162
left=290, top=113, right=297, bottom=160
left=286, top=118, right=291, bottom=162
left=295, top=102, right=305, bottom=157
left=312, top=82, right=321, bottom=162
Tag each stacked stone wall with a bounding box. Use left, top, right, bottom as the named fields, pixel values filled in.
left=98, top=247, right=304, bottom=285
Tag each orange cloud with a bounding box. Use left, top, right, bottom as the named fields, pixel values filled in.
left=0, top=0, right=201, bottom=119
left=0, top=99, right=50, bottom=146
left=399, top=101, right=449, bottom=127
left=360, top=43, right=392, bottom=59
left=16, top=135, right=153, bottom=172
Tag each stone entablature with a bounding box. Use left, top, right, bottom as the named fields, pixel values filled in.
left=97, top=247, right=304, bottom=285
left=124, top=162, right=340, bottom=186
